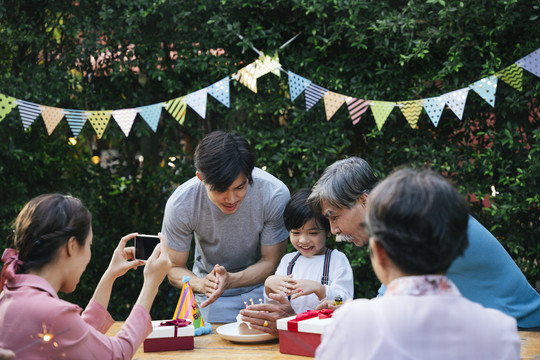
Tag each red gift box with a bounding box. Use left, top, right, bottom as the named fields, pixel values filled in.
left=276, top=310, right=333, bottom=357
left=143, top=319, right=195, bottom=353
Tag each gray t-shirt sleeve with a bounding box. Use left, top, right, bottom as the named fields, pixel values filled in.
left=260, top=180, right=290, bottom=246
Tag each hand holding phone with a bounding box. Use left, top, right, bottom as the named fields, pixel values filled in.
left=134, top=234, right=160, bottom=261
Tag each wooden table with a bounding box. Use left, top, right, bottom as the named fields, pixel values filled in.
left=106, top=323, right=540, bottom=359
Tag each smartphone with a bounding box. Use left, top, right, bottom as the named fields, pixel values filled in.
left=134, top=234, right=160, bottom=261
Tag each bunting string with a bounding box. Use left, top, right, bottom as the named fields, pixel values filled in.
left=0, top=47, right=538, bottom=139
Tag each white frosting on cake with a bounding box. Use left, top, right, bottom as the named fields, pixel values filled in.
left=236, top=313, right=264, bottom=335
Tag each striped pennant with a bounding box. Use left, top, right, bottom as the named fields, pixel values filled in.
left=234, top=62, right=258, bottom=93
left=305, top=83, right=328, bottom=111
left=208, top=77, right=230, bottom=108
left=0, top=94, right=18, bottom=122
left=253, top=54, right=281, bottom=78
left=137, top=103, right=164, bottom=132
left=40, top=105, right=64, bottom=135
left=63, top=109, right=88, bottom=138
left=497, top=64, right=523, bottom=92
left=346, top=97, right=370, bottom=125
left=165, top=97, right=187, bottom=125
left=16, top=100, right=41, bottom=130
left=112, top=108, right=138, bottom=137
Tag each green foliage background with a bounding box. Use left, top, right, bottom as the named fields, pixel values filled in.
left=1, top=0, right=539, bottom=320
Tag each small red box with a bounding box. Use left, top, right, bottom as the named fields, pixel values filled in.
left=143, top=320, right=195, bottom=353
left=276, top=313, right=333, bottom=357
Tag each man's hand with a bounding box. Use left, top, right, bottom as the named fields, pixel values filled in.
left=201, top=264, right=230, bottom=308
left=239, top=292, right=296, bottom=337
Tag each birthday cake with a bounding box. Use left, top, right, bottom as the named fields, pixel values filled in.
left=236, top=313, right=265, bottom=335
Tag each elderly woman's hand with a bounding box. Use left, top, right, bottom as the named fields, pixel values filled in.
left=239, top=292, right=296, bottom=337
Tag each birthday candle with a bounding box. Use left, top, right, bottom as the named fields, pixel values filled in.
left=244, top=301, right=248, bottom=308
left=249, top=298, right=254, bottom=306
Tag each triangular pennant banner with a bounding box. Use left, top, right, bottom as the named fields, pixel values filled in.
left=16, top=100, right=41, bottom=130
left=87, top=110, right=112, bottom=139
left=287, top=71, right=312, bottom=102
left=63, top=109, right=88, bottom=138
left=305, top=83, right=328, bottom=111
left=423, top=96, right=445, bottom=127
left=370, top=101, right=395, bottom=130
left=208, top=77, right=230, bottom=108
left=165, top=97, right=187, bottom=125
left=347, top=97, right=370, bottom=125
left=173, top=276, right=212, bottom=336
left=497, top=64, right=523, bottom=92
left=40, top=105, right=64, bottom=135
left=516, top=48, right=540, bottom=78
left=112, top=108, right=138, bottom=137
left=442, top=88, right=470, bottom=120
left=323, top=91, right=346, bottom=121
left=137, top=103, right=163, bottom=132
left=399, top=100, right=424, bottom=129
left=186, top=88, right=208, bottom=119
left=468, top=76, right=498, bottom=107
left=234, top=62, right=258, bottom=93
left=253, top=53, right=281, bottom=79
left=0, top=94, right=18, bottom=122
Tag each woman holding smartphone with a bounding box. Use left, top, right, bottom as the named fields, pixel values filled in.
left=0, top=194, right=171, bottom=359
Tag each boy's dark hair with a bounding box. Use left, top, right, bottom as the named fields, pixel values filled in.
left=284, top=188, right=331, bottom=233
left=365, top=168, right=469, bottom=275
left=194, top=131, right=255, bottom=192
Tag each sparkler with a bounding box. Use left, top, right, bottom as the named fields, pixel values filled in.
left=14, top=326, right=70, bottom=354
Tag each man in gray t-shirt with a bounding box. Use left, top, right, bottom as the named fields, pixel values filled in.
left=162, top=131, right=290, bottom=323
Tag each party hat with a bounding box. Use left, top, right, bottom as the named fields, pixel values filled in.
left=173, top=276, right=212, bottom=335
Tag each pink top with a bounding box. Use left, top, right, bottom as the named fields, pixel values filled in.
left=0, top=252, right=152, bottom=359
left=316, top=275, right=521, bottom=360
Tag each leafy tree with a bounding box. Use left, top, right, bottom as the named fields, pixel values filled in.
left=1, top=0, right=539, bottom=319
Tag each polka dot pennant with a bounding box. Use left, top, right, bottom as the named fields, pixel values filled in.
left=323, top=91, right=346, bottom=121
left=0, top=94, right=18, bottom=122
left=369, top=101, right=395, bottom=130
left=468, top=75, right=498, bottom=107
left=497, top=64, right=523, bottom=92
left=287, top=71, right=312, bottom=103
left=164, top=97, right=187, bottom=125
left=87, top=110, right=112, bottom=139
left=112, top=108, right=138, bottom=137
left=442, top=88, right=470, bottom=121
left=208, top=77, right=230, bottom=108
left=136, top=103, right=164, bottom=132
left=16, top=100, right=41, bottom=130
left=516, top=48, right=540, bottom=78
left=186, top=88, right=208, bottom=119
left=398, top=100, right=424, bottom=129
left=422, top=96, right=445, bottom=127
left=63, top=109, right=88, bottom=138
left=40, top=105, right=64, bottom=135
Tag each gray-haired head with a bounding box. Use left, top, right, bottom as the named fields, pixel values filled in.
left=307, top=157, right=378, bottom=213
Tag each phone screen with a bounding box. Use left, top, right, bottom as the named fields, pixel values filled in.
left=134, top=234, right=160, bottom=260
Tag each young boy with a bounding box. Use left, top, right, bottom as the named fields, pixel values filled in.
left=264, top=189, right=354, bottom=314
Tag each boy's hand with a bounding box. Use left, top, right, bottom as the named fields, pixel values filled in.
left=265, top=274, right=296, bottom=296
left=290, top=279, right=326, bottom=300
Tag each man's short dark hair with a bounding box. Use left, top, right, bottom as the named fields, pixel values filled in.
left=365, top=168, right=469, bottom=275
left=194, top=131, right=255, bottom=192
left=284, top=189, right=330, bottom=233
